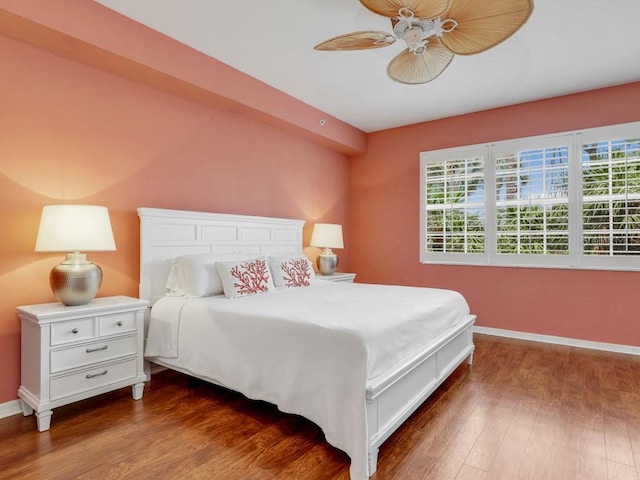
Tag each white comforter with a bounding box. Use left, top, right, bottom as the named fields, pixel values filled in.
left=145, top=281, right=470, bottom=479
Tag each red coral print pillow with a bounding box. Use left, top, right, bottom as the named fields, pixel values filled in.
left=216, top=257, right=275, bottom=298
left=268, top=255, right=315, bottom=288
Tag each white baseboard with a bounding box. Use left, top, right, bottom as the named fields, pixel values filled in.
left=473, top=326, right=640, bottom=356
left=0, top=399, right=22, bottom=420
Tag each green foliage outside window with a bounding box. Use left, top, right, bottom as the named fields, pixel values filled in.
left=425, top=159, right=485, bottom=253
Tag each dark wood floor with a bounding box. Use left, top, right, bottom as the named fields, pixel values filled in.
left=2, top=334, right=640, bottom=479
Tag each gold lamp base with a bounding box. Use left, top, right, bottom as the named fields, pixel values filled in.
left=49, top=253, right=102, bottom=306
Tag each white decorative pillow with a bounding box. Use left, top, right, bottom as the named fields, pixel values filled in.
left=268, top=255, right=315, bottom=288
left=165, top=253, right=254, bottom=298
left=216, top=257, right=276, bottom=299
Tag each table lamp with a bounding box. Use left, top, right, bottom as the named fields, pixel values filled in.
left=35, top=205, right=116, bottom=306
left=310, top=223, right=343, bottom=275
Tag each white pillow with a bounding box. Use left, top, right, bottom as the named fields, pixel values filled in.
left=268, top=255, right=315, bottom=288
left=165, top=253, right=253, bottom=298
left=216, top=257, right=275, bottom=299
left=165, top=258, right=188, bottom=295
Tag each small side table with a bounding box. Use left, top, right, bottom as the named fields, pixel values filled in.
left=17, top=296, right=148, bottom=431
left=317, top=272, right=356, bottom=283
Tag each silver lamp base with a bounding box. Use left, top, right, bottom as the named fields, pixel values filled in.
left=317, top=248, right=338, bottom=275
left=50, top=253, right=102, bottom=306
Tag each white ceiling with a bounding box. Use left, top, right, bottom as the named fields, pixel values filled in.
left=94, top=0, right=640, bottom=133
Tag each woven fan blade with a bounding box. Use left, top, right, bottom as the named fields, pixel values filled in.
left=386, top=39, right=454, bottom=84
left=440, top=0, right=533, bottom=55
left=359, top=0, right=449, bottom=19
left=314, top=31, right=395, bottom=51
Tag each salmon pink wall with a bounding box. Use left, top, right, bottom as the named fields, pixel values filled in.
left=0, top=0, right=366, bottom=156
left=350, top=83, right=640, bottom=348
left=0, top=32, right=351, bottom=404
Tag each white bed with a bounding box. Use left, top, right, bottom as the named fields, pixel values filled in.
left=138, top=207, right=476, bottom=479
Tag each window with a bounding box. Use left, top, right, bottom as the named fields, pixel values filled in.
left=495, top=140, right=570, bottom=257
left=423, top=148, right=486, bottom=257
left=420, top=122, right=640, bottom=270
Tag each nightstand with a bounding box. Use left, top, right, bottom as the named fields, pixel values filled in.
left=317, top=272, right=356, bottom=283
left=17, top=296, right=148, bottom=432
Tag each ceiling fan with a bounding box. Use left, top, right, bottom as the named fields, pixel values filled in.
left=314, top=0, right=534, bottom=85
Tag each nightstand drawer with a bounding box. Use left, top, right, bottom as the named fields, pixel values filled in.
left=50, top=358, right=137, bottom=401
left=50, top=318, right=96, bottom=345
left=99, top=312, right=137, bottom=336
left=50, top=335, right=137, bottom=373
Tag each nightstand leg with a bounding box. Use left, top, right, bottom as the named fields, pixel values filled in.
left=20, top=399, right=33, bottom=416
left=132, top=382, right=145, bottom=400
left=36, top=410, right=53, bottom=432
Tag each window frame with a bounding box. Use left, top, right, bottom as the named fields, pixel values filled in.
left=419, top=145, right=489, bottom=265
left=420, top=121, right=640, bottom=271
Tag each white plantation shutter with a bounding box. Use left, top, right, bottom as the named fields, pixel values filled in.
left=579, top=124, right=640, bottom=269
left=493, top=136, right=571, bottom=267
left=420, top=122, right=640, bottom=270
left=421, top=146, right=487, bottom=263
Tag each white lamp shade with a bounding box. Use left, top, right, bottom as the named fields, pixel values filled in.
left=35, top=205, right=116, bottom=252
left=310, top=223, right=344, bottom=249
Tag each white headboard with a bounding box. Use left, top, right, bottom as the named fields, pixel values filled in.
left=138, top=208, right=305, bottom=304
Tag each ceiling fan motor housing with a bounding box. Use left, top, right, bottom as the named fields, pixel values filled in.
left=394, top=13, right=455, bottom=55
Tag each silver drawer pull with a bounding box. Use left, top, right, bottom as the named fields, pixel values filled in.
left=85, top=370, right=108, bottom=379
left=86, top=345, right=108, bottom=353
left=116, top=321, right=123, bottom=327
left=72, top=328, right=79, bottom=334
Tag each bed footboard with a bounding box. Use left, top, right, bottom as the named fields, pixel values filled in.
left=365, top=315, right=475, bottom=476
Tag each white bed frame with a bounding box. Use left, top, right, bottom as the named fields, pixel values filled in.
left=138, top=207, right=475, bottom=477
